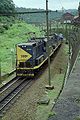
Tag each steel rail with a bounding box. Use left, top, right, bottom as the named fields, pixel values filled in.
left=0, top=78, right=33, bottom=114
left=0, top=77, right=18, bottom=92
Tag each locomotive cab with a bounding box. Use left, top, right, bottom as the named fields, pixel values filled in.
left=16, top=38, right=45, bottom=77
left=16, top=42, right=36, bottom=76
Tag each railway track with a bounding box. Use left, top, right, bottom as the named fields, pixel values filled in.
left=0, top=44, right=62, bottom=117
left=0, top=77, right=22, bottom=102
left=0, top=77, right=33, bottom=116
left=0, top=76, right=18, bottom=92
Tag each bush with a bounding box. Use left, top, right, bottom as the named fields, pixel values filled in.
left=0, top=27, right=5, bottom=33
left=3, top=24, right=9, bottom=30
left=10, top=24, right=13, bottom=27
left=48, top=111, right=56, bottom=118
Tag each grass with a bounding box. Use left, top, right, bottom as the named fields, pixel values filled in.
left=35, top=74, right=65, bottom=120
left=75, top=116, right=80, bottom=120
left=0, top=21, right=44, bottom=74
left=48, top=111, right=56, bottom=118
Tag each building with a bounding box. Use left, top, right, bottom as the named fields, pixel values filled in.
left=72, top=2, right=80, bottom=25
left=61, top=12, right=74, bottom=23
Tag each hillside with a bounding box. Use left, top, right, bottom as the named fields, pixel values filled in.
left=0, top=21, right=44, bottom=74
left=16, top=8, right=78, bottom=24
left=16, top=8, right=62, bottom=23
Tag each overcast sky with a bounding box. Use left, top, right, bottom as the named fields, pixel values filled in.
left=13, top=0, right=80, bottom=10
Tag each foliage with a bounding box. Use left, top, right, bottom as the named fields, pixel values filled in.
left=75, top=116, right=80, bottom=120
left=0, top=26, right=5, bottom=33
left=48, top=111, right=56, bottom=118
left=0, top=0, right=15, bottom=13
left=16, top=7, right=78, bottom=24
left=0, top=21, right=44, bottom=73
left=0, top=0, right=16, bottom=33
left=0, top=16, right=15, bottom=33
left=16, top=8, right=62, bottom=23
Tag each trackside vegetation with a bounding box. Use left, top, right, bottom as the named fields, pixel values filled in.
left=0, top=21, right=44, bottom=74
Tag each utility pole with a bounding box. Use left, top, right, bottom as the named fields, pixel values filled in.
left=46, top=0, right=51, bottom=86
left=49, top=10, right=51, bottom=35
left=56, top=20, right=59, bottom=33
left=46, top=0, right=54, bottom=89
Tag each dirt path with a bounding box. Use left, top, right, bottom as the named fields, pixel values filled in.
left=2, top=43, right=68, bottom=120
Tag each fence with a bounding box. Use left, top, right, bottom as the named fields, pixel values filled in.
left=68, top=27, right=80, bottom=75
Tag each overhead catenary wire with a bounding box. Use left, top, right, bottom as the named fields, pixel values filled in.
left=0, top=10, right=58, bottom=16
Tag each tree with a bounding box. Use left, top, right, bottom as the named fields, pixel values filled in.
left=0, top=0, right=15, bottom=13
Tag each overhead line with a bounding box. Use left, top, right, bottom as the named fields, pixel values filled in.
left=0, top=10, right=58, bottom=16
left=0, top=10, right=51, bottom=16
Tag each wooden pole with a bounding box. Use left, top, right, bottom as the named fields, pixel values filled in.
left=46, top=0, right=51, bottom=86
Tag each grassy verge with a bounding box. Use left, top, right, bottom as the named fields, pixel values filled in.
left=35, top=44, right=69, bottom=120
left=75, top=116, right=80, bottom=120
left=35, top=74, right=65, bottom=120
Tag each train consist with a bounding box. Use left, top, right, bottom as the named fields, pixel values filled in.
left=16, top=33, right=63, bottom=77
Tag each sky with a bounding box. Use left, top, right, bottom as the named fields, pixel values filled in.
left=13, top=0, right=80, bottom=10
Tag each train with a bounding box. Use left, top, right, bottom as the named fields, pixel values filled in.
left=16, top=33, right=63, bottom=77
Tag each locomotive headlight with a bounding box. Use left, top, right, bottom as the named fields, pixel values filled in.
left=22, top=45, right=26, bottom=48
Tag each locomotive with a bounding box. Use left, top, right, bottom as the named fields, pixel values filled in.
left=16, top=33, right=63, bottom=77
